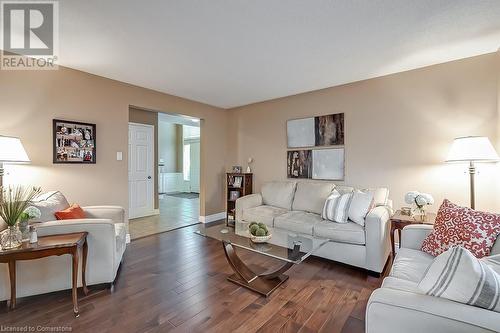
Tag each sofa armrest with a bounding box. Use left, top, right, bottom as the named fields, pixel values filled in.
left=235, top=194, right=263, bottom=222
left=365, top=206, right=392, bottom=273
left=401, top=224, right=434, bottom=250
left=82, top=206, right=125, bottom=224
left=34, top=219, right=120, bottom=278
left=366, top=288, right=500, bottom=333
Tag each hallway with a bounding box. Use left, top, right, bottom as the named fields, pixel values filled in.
left=129, top=193, right=199, bottom=240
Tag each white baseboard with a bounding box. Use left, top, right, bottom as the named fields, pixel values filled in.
left=199, top=212, right=226, bottom=223
left=126, top=234, right=131, bottom=244
left=129, top=209, right=160, bottom=220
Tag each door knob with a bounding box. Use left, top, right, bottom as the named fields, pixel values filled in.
left=148, top=176, right=152, bottom=179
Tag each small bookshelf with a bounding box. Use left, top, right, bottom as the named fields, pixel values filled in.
left=226, top=173, right=253, bottom=227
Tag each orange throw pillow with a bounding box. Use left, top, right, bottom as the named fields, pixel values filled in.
left=54, top=204, right=86, bottom=220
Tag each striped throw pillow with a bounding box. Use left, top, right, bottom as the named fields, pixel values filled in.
left=418, top=246, right=500, bottom=313
left=322, top=189, right=353, bottom=223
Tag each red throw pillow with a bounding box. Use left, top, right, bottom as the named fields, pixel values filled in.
left=54, top=204, right=86, bottom=220
left=421, top=199, right=500, bottom=258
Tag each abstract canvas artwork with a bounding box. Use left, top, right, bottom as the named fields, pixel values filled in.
left=312, top=148, right=344, bottom=180
left=287, top=150, right=312, bottom=178
left=287, top=148, right=344, bottom=180
left=315, top=113, right=344, bottom=146
left=53, top=119, right=96, bottom=164
left=287, top=113, right=344, bottom=148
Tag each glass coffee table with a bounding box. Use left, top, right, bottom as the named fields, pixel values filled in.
left=196, top=222, right=329, bottom=297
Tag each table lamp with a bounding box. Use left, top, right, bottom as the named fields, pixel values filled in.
left=446, top=136, right=499, bottom=209
left=0, top=136, right=31, bottom=189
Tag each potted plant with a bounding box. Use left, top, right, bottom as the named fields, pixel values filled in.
left=18, top=206, right=42, bottom=241
left=404, top=191, right=434, bottom=218
left=248, top=222, right=272, bottom=243
left=0, top=186, right=41, bottom=249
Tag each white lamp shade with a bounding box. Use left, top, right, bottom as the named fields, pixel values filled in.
left=0, top=136, right=30, bottom=163
left=446, top=136, right=499, bottom=162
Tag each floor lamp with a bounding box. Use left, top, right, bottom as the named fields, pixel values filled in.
left=446, top=136, right=499, bottom=209
left=0, top=136, right=31, bottom=191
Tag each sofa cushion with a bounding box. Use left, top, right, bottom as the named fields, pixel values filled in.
left=31, top=191, right=70, bottom=223
left=390, top=248, right=434, bottom=282
left=313, top=220, right=366, bottom=245
left=369, top=187, right=389, bottom=206
left=321, top=190, right=353, bottom=223
left=422, top=199, right=500, bottom=258
left=242, top=205, right=288, bottom=227
left=261, top=181, right=297, bottom=210
left=292, top=181, right=335, bottom=215
left=382, top=276, right=420, bottom=293
left=274, top=211, right=323, bottom=235
left=335, top=185, right=354, bottom=195
left=348, top=189, right=375, bottom=226
left=55, top=204, right=86, bottom=220
left=419, top=246, right=500, bottom=313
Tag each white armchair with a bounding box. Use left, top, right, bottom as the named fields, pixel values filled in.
left=0, top=193, right=127, bottom=301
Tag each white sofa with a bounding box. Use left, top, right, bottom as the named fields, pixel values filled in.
left=235, top=181, right=392, bottom=273
left=366, top=224, right=500, bottom=333
left=0, top=192, right=127, bottom=301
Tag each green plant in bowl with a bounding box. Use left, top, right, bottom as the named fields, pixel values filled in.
left=249, top=222, right=269, bottom=237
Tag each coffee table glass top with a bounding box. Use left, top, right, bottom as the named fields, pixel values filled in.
left=196, top=222, right=329, bottom=264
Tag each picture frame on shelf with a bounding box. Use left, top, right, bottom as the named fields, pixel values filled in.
left=229, top=191, right=240, bottom=201
left=232, top=176, right=243, bottom=188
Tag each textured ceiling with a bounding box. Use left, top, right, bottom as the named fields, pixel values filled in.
left=58, top=0, right=500, bottom=108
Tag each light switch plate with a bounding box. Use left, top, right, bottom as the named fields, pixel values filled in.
left=116, top=152, right=123, bottom=161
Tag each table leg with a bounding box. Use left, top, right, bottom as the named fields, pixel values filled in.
left=71, top=248, right=79, bottom=317
left=397, top=229, right=402, bottom=249
left=390, top=228, right=396, bottom=261
left=8, top=260, right=16, bottom=310
left=82, top=240, right=89, bottom=296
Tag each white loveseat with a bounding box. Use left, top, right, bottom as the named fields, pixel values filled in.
left=0, top=192, right=127, bottom=301
left=235, top=181, right=392, bottom=273
left=366, top=224, right=500, bottom=333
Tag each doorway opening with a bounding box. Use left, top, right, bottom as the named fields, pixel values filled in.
left=128, top=107, right=201, bottom=240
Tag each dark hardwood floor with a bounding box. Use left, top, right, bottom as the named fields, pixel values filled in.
left=0, top=224, right=386, bottom=333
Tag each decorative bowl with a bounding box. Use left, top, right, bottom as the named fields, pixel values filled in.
left=250, top=234, right=272, bottom=243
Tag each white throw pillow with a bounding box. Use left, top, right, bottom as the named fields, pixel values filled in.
left=348, top=190, right=374, bottom=226
left=322, top=189, right=353, bottom=223
left=31, top=191, right=70, bottom=222
left=418, top=246, right=500, bottom=313
left=360, top=187, right=389, bottom=207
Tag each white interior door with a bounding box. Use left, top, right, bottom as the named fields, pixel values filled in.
left=189, top=140, right=200, bottom=193
left=129, top=123, right=154, bottom=219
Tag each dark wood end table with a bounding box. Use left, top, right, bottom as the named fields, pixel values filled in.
left=0, top=232, right=89, bottom=316
left=390, top=210, right=436, bottom=260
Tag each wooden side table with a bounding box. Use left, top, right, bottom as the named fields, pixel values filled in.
left=0, top=232, right=89, bottom=316
left=390, top=210, right=436, bottom=260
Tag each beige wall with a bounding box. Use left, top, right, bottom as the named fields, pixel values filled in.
left=129, top=107, right=159, bottom=209
left=2, top=51, right=499, bottom=231
left=0, top=65, right=229, bottom=228
left=228, top=52, right=500, bottom=213
left=158, top=121, right=182, bottom=173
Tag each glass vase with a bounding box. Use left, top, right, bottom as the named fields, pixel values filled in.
left=0, top=225, right=23, bottom=250
left=18, top=219, right=30, bottom=242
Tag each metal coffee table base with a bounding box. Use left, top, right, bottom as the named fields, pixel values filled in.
left=222, top=240, right=300, bottom=297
